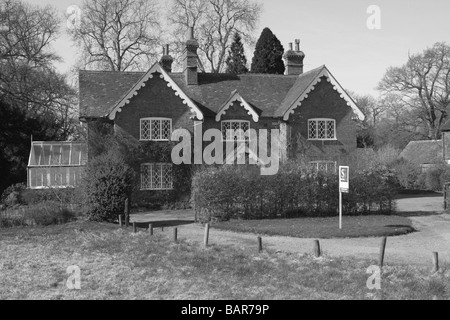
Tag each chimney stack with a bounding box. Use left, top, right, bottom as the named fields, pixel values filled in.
left=182, top=27, right=199, bottom=85
left=160, top=44, right=174, bottom=73
left=283, top=39, right=305, bottom=76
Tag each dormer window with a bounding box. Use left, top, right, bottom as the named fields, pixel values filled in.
left=140, top=118, right=172, bottom=141
left=221, top=120, right=250, bottom=142
left=308, top=119, right=336, bottom=140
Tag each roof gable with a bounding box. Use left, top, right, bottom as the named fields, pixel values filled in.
left=108, top=63, right=204, bottom=120
left=216, top=90, right=260, bottom=122
left=276, top=65, right=365, bottom=121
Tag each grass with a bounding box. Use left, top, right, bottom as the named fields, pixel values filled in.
left=0, top=221, right=448, bottom=300
left=212, top=215, right=416, bottom=239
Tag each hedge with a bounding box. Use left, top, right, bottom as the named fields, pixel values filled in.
left=192, top=162, right=398, bottom=222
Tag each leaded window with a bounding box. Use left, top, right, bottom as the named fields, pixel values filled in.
left=308, top=119, right=336, bottom=140
left=221, top=120, right=250, bottom=142
left=141, top=163, right=173, bottom=190
left=140, top=118, right=172, bottom=141
left=310, top=161, right=337, bottom=174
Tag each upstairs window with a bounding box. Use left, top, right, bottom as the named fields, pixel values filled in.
left=308, top=119, right=336, bottom=140
left=222, top=120, right=250, bottom=142
left=141, top=163, right=173, bottom=191
left=140, top=118, right=172, bottom=141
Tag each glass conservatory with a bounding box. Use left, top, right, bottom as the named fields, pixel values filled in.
left=27, top=141, right=88, bottom=189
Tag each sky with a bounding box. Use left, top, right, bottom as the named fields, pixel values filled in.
left=26, top=0, right=450, bottom=97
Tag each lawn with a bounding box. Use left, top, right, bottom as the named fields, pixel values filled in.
left=0, top=221, right=448, bottom=300
left=212, top=215, right=415, bottom=239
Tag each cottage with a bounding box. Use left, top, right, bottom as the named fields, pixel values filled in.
left=46, top=28, right=364, bottom=199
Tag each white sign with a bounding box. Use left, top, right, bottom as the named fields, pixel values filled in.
left=339, top=166, right=349, bottom=193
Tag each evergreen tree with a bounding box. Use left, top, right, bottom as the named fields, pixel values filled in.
left=226, top=33, right=249, bottom=74
left=250, top=28, right=285, bottom=74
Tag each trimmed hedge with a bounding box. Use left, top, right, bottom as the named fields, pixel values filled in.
left=192, top=162, right=397, bottom=222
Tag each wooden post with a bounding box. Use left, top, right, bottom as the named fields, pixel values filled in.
left=173, top=228, right=178, bottom=243
left=119, top=215, right=123, bottom=227
left=149, top=223, right=153, bottom=236
left=339, top=191, right=343, bottom=230
left=133, top=222, right=137, bottom=234
left=445, top=185, right=448, bottom=210
left=379, top=237, right=387, bottom=268
left=125, top=198, right=130, bottom=228
left=313, top=240, right=321, bottom=258
left=432, top=252, right=439, bottom=273
left=257, top=236, right=263, bottom=253
left=204, top=223, right=210, bottom=247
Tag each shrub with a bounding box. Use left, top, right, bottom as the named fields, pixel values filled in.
left=389, top=159, right=422, bottom=190
left=425, top=167, right=442, bottom=191
left=0, top=183, right=26, bottom=207
left=192, top=162, right=397, bottom=222
left=84, top=149, right=135, bottom=222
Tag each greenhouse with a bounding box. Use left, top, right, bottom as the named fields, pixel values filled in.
left=27, top=141, right=88, bottom=189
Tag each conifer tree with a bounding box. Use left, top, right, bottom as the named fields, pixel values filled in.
left=225, top=33, right=249, bottom=74
left=250, top=28, right=285, bottom=74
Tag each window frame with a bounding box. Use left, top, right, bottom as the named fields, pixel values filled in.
left=221, top=120, right=251, bottom=142
left=310, top=161, right=338, bottom=174
left=308, top=118, right=337, bottom=141
left=140, top=117, right=173, bottom=142
left=140, top=163, right=174, bottom=191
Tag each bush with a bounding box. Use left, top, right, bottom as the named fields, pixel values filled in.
left=83, top=149, right=135, bottom=222
left=389, top=159, right=422, bottom=190
left=0, top=183, right=26, bottom=207
left=192, top=162, right=397, bottom=222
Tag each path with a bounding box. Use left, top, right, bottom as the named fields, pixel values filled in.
left=131, top=195, right=450, bottom=267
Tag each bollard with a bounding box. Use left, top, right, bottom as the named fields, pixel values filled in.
left=173, top=228, right=178, bottom=243
left=204, top=223, right=210, bottom=247
left=379, top=237, right=387, bottom=268
left=432, top=252, right=439, bottom=273
left=133, top=222, right=137, bottom=234
left=149, top=223, right=153, bottom=236
left=313, top=240, right=321, bottom=258
left=257, top=236, right=263, bottom=253
left=119, top=215, right=123, bottom=227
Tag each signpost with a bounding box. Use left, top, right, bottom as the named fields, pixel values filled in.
left=339, top=166, right=350, bottom=229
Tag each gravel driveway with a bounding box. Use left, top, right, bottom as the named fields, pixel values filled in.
left=131, top=195, right=450, bottom=267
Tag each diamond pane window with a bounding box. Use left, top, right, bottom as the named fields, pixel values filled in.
left=308, top=119, right=336, bottom=140
left=310, top=161, right=337, bottom=174
left=221, top=120, right=250, bottom=142
left=141, top=164, right=173, bottom=190
left=28, top=142, right=87, bottom=189
left=141, top=118, right=172, bottom=141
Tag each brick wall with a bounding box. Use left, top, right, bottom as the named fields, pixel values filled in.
left=288, top=76, right=357, bottom=163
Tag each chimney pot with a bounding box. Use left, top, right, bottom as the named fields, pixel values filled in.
left=189, top=27, right=195, bottom=40
left=166, top=44, right=170, bottom=56
left=295, top=39, right=300, bottom=51
left=289, top=43, right=293, bottom=51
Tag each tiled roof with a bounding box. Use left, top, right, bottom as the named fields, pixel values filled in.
left=399, top=140, right=443, bottom=165
left=79, top=64, right=355, bottom=120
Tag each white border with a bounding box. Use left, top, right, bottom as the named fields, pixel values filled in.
left=216, top=91, right=259, bottom=122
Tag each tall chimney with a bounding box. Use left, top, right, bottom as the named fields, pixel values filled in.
left=182, top=27, right=199, bottom=85
left=283, top=39, right=305, bottom=76
left=160, top=44, right=174, bottom=73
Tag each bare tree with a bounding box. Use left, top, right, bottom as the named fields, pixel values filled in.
left=169, top=0, right=262, bottom=73
left=69, top=0, right=162, bottom=71
left=378, top=42, right=450, bottom=140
